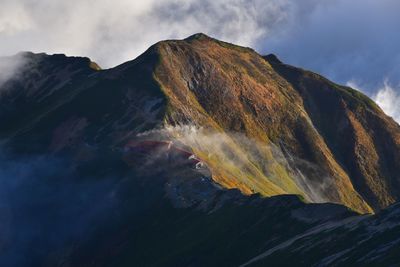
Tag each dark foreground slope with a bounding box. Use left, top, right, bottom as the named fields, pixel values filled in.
left=1, top=146, right=399, bottom=267
left=50, top=170, right=400, bottom=267
left=0, top=34, right=400, bottom=266
left=1, top=143, right=399, bottom=267
left=243, top=202, right=400, bottom=267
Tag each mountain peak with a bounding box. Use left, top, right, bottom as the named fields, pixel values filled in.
left=185, top=32, right=213, bottom=41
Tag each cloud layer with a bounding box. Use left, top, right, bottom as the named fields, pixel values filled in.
left=0, top=0, right=290, bottom=67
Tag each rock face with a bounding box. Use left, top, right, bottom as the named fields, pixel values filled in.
left=2, top=34, right=400, bottom=214
left=1, top=34, right=400, bottom=266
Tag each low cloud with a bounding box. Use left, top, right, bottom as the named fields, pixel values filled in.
left=0, top=151, right=124, bottom=266
left=136, top=125, right=334, bottom=203
left=373, top=81, right=400, bottom=123
left=345, top=79, right=400, bottom=124
left=0, top=53, right=27, bottom=88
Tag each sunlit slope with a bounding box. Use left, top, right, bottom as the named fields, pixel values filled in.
left=145, top=34, right=373, bottom=213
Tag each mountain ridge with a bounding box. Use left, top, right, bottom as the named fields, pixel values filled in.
left=2, top=34, right=400, bottom=213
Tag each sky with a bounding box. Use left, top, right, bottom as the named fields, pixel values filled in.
left=1, top=0, right=399, bottom=122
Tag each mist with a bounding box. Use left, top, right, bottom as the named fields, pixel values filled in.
left=0, top=151, right=125, bottom=266
left=0, top=53, right=27, bottom=88
left=136, top=125, right=334, bottom=204
left=373, top=81, right=400, bottom=123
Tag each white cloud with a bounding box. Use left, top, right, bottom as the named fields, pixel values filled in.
left=0, top=53, right=27, bottom=88
left=346, top=79, right=400, bottom=124
left=373, top=81, right=400, bottom=123
left=346, top=80, right=363, bottom=91
left=0, top=2, right=33, bottom=35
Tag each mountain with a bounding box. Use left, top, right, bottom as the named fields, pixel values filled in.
left=0, top=34, right=400, bottom=266
left=3, top=34, right=400, bottom=213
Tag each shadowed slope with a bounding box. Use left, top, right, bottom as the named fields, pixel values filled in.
left=265, top=54, right=400, bottom=211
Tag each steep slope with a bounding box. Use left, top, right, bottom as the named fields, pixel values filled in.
left=0, top=52, right=99, bottom=140
left=0, top=50, right=166, bottom=153
left=265, top=54, right=400, bottom=211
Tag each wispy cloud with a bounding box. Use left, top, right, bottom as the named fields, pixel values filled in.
left=0, top=53, right=27, bottom=88
left=136, top=125, right=334, bottom=203
left=345, top=79, right=400, bottom=124
left=373, top=81, right=400, bottom=123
